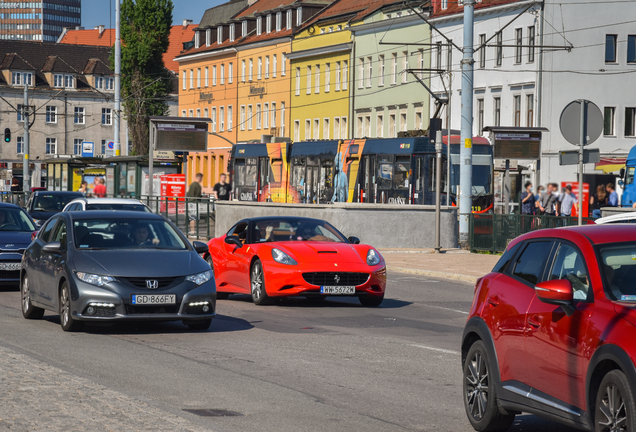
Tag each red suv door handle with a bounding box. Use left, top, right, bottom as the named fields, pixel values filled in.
left=528, top=316, right=541, bottom=328
left=487, top=296, right=500, bottom=307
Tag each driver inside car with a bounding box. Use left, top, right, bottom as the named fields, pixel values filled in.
left=130, top=223, right=160, bottom=246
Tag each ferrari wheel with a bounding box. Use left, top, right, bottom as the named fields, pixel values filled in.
left=359, top=295, right=384, bottom=307
left=251, top=259, right=271, bottom=306
left=206, top=255, right=215, bottom=277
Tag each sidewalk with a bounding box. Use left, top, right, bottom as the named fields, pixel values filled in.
left=378, top=248, right=500, bottom=283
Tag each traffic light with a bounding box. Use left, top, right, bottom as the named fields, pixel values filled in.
left=3, top=128, right=9, bottom=143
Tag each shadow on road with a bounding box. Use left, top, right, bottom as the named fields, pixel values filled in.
left=41, top=314, right=254, bottom=334
left=507, top=413, right=581, bottom=432
left=221, top=294, right=412, bottom=309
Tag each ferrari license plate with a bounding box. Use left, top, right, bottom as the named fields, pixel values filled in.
left=131, top=294, right=176, bottom=305
left=320, top=286, right=355, bottom=295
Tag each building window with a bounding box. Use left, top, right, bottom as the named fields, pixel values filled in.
left=230, top=23, right=235, bottom=42
left=515, top=28, right=523, bottom=64
left=227, top=105, right=233, bottom=131
left=415, top=110, right=423, bottom=130
left=295, top=68, right=301, bottom=95
left=102, top=108, right=112, bottom=125
left=220, top=64, right=225, bottom=84
left=195, top=31, right=200, bottom=49
left=628, top=35, right=636, bottom=63
left=442, top=0, right=448, bottom=9
left=217, top=26, right=223, bottom=44
left=249, top=58, right=253, bottom=81
left=402, top=51, right=408, bottom=83
left=606, top=35, right=618, bottom=63
left=181, top=109, right=186, bottom=117
left=389, top=113, right=396, bottom=137
left=378, top=55, right=385, bottom=86
left=335, top=62, right=341, bottom=90
left=334, top=117, right=340, bottom=139
left=206, top=28, right=211, bottom=46
left=12, top=72, right=33, bottom=86
left=305, top=119, right=311, bottom=140
left=220, top=106, right=225, bottom=131
left=54, top=74, right=63, bottom=87
left=325, top=63, right=330, bottom=92
left=242, top=21, right=247, bottom=37
left=241, top=60, right=246, bottom=82
left=189, top=69, right=193, bottom=88
left=306, top=66, right=311, bottom=95
left=296, top=7, right=302, bottom=26
left=256, top=104, right=262, bottom=129
left=264, top=103, right=269, bottom=129
left=213, top=65, right=217, bottom=86
left=400, top=111, right=407, bottom=132
left=377, top=114, right=384, bottom=137
left=273, top=54, right=278, bottom=77
left=323, top=118, right=330, bottom=139
left=197, top=68, right=201, bottom=87
left=258, top=57, right=262, bottom=79
left=101, top=139, right=106, bottom=154
left=287, top=10, right=292, bottom=30
left=46, top=106, right=57, bottom=123
left=196, top=108, right=201, bottom=118
left=479, top=34, right=486, bottom=68
left=496, top=33, right=503, bottom=66
left=73, top=138, right=83, bottom=155
left=494, top=97, right=501, bottom=126
left=204, top=67, right=209, bottom=87
left=257, top=17, right=262, bottom=35
left=365, top=115, right=372, bottom=136
left=228, top=63, right=233, bottom=83
left=17, top=136, right=23, bottom=154
left=315, top=64, right=320, bottom=93
left=46, top=137, right=57, bottom=155
left=240, top=105, right=246, bottom=130
left=106, top=78, right=114, bottom=90
left=265, top=56, right=270, bottom=78
left=358, top=58, right=364, bottom=89
left=212, top=107, right=217, bottom=132
left=418, top=49, right=424, bottom=79
left=271, top=102, right=276, bottom=128
left=247, top=105, right=253, bottom=130
left=603, top=107, right=616, bottom=135
left=526, top=94, right=534, bottom=127
left=189, top=109, right=194, bottom=117
left=313, top=119, right=320, bottom=139
left=513, top=96, right=521, bottom=127
left=367, top=57, right=373, bottom=87
left=477, top=99, right=484, bottom=135
left=356, top=116, right=363, bottom=138
left=528, top=26, right=535, bottom=62
left=294, top=120, right=300, bottom=142
left=74, top=107, right=85, bottom=124
left=436, top=42, right=442, bottom=71
left=625, top=108, right=636, bottom=137
left=182, top=71, right=186, bottom=90
left=282, top=53, right=286, bottom=76
left=281, top=102, right=285, bottom=136
left=266, top=14, right=271, bottom=33
left=391, top=53, right=397, bottom=85
left=342, top=61, right=348, bottom=90
left=204, top=108, right=208, bottom=118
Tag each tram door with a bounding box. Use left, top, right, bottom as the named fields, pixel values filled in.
left=257, top=157, right=270, bottom=201
left=361, top=155, right=377, bottom=203
left=413, top=156, right=425, bottom=204
left=305, top=157, right=320, bottom=203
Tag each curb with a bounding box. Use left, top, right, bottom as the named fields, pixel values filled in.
left=387, top=266, right=478, bottom=284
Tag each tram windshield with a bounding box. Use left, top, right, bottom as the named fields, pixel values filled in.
left=449, top=152, right=492, bottom=197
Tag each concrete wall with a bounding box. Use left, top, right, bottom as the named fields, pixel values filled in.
left=215, top=201, right=458, bottom=248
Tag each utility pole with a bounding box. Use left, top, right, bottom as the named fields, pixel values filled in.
left=459, top=0, right=475, bottom=248
left=435, top=129, right=442, bottom=253
left=114, top=0, right=121, bottom=156
left=23, top=83, right=30, bottom=192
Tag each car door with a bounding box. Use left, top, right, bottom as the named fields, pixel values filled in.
left=523, top=241, right=592, bottom=410
left=221, top=222, right=251, bottom=293
left=26, top=216, right=59, bottom=304
left=480, top=240, right=555, bottom=384
left=40, top=218, right=69, bottom=308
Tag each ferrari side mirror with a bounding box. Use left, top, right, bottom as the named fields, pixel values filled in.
left=224, top=235, right=243, bottom=248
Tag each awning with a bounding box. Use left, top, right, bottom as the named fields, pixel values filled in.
left=595, top=157, right=626, bottom=174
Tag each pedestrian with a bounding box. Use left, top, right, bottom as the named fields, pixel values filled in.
left=187, top=173, right=203, bottom=236
left=520, top=182, right=535, bottom=215
left=560, top=185, right=578, bottom=217
left=589, top=184, right=607, bottom=218
left=77, top=180, right=88, bottom=194
left=540, top=183, right=559, bottom=216
left=93, top=177, right=107, bottom=198
left=10, top=177, right=22, bottom=193
left=534, top=185, right=544, bottom=213
left=212, top=173, right=231, bottom=201
left=607, top=183, right=619, bottom=207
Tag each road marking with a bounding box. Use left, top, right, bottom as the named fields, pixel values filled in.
left=410, top=344, right=460, bottom=356
left=419, top=303, right=469, bottom=315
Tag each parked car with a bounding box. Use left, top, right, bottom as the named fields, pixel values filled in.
left=462, top=224, right=636, bottom=432
left=594, top=211, right=636, bottom=224
left=205, top=216, right=386, bottom=306
left=25, top=191, right=84, bottom=226
left=62, top=198, right=151, bottom=212
left=0, top=203, right=37, bottom=285
left=20, top=211, right=215, bottom=332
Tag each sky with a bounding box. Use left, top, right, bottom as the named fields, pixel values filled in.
left=81, top=0, right=224, bottom=30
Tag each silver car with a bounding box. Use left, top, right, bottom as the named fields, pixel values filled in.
left=20, top=211, right=216, bottom=332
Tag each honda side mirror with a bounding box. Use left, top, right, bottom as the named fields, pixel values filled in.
left=42, top=241, right=62, bottom=254
left=192, top=241, right=209, bottom=254
left=348, top=236, right=360, bottom=244
left=224, top=235, right=243, bottom=248
left=535, top=279, right=575, bottom=316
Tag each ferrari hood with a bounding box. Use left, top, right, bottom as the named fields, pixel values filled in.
left=275, top=241, right=372, bottom=265
left=72, top=250, right=208, bottom=277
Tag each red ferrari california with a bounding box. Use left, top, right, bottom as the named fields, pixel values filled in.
left=204, top=217, right=386, bottom=306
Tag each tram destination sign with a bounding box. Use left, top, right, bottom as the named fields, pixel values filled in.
left=492, top=131, right=542, bottom=160
left=153, top=118, right=210, bottom=152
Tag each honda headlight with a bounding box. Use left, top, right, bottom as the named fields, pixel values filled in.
left=76, top=272, right=115, bottom=287
left=367, top=249, right=381, bottom=266
left=186, top=270, right=211, bottom=286
left=272, top=248, right=297, bottom=265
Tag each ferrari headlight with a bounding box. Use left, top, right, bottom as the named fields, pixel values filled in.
left=76, top=272, right=115, bottom=287
left=186, top=270, right=211, bottom=286
left=366, top=249, right=381, bottom=266
left=272, top=248, right=297, bottom=265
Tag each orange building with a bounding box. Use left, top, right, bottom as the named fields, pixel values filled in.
left=176, top=0, right=333, bottom=193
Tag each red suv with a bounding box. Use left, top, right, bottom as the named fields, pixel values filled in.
left=463, top=225, right=636, bottom=432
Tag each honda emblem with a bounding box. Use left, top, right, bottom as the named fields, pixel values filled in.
left=146, top=280, right=159, bottom=290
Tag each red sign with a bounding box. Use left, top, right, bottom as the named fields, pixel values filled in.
left=561, top=181, right=589, bottom=218
left=160, top=174, right=186, bottom=214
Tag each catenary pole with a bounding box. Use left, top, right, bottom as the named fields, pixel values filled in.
left=459, top=0, right=475, bottom=247
left=114, top=0, right=121, bottom=156
left=23, top=83, right=30, bottom=192
left=578, top=100, right=584, bottom=226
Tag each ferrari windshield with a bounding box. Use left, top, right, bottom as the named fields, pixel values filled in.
left=598, top=242, right=636, bottom=301
left=250, top=218, right=348, bottom=243
left=0, top=208, right=36, bottom=231
left=73, top=218, right=187, bottom=250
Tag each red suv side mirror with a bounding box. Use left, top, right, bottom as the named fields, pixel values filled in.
left=535, top=279, right=575, bottom=316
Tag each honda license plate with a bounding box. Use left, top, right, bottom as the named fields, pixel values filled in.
left=0, top=263, right=21, bottom=271
left=320, top=286, right=355, bottom=295
left=131, top=294, right=176, bottom=305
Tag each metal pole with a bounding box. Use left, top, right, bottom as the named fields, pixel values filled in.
left=23, top=83, right=30, bottom=192
left=459, top=0, right=475, bottom=247
left=578, top=100, right=584, bottom=225
left=435, top=130, right=442, bottom=253
left=446, top=70, right=451, bottom=207
left=114, top=0, right=121, bottom=156
left=148, top=120, right=154, bottom=196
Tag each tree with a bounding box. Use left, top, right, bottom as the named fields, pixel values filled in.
left=120, top=0, right=174, bottom=155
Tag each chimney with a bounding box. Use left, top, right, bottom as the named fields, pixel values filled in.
left=95, top=24, right=105, bottom=35
left=183, top=19, right=193, bottom=28
left=75, top=26, right=84, bottom=30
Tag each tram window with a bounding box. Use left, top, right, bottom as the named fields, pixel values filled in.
left=428, top=156, right=448, bottom=192
left=245, top=164, right=257, bottom=186
left=348, top=144, right=360, bottom=155
left=394, top=162, right=410, bottom=189
left=307, top=156, right=320, bottom=166
left=379, top=154, right=394, bottom=163
left=322, top=159, right=333, bottom=167
left=293, top=157, right=306, bottom=166
left=292, top=164, right=306, bottom=200
left=378, top=162, right=393, bottom=189
left=415, top=158, right=423, bottom=192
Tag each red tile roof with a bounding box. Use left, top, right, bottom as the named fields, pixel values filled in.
left=235, top=0, right=330, bottom=18
left=58, top=24, right=197, bottom=73
left=429, top=0, right=523, bottom=19
left=305, top=0, right=402, bottom=25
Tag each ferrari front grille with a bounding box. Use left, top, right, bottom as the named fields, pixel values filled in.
left=302, top=272, right=370, bottom=286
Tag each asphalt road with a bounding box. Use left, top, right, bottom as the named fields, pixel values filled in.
left=0, top=273, right=579, bottom=432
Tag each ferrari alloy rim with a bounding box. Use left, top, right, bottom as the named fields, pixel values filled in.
left=598, top=384, right=627, bottom=432
left=252, top=264, right=263, bottom=300
left=206, top=256, right=214, bottom=276
left=22, top=276, right=29, bottom=313
left=61, top=288, right=70, bottom=327
left=466, top=351, right=489, bottom=421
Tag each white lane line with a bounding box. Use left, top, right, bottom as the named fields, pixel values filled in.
left=410, top=344, right=461, bottom=356
left=420, top=303, right=469, bottom=315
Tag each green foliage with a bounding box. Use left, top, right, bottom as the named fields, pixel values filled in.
left=120, top=0, right=174, bottom=155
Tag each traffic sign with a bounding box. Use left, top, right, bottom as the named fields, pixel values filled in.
left=81, top=141, right=94, bottom=157
left=105, top=141, right=115, bottom=157
left=560, top=100, right=603, bottom=146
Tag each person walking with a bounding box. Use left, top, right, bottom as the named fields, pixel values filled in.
left=540, top=183, right=559, bottom=216
left=77, top=181, right=88, bottom=195
left=212, top=173, right=231, bottom=201
left=520, top=182, right=535, bottom=215
left=560, top=185, right=578, bottom=217
left=590, top=184, right=607, bottom=218
left=187, top=173, right=203, bottom=236
left=607, top=183, right=619, bottom=207
left=93, top=177, right=106, bottom=198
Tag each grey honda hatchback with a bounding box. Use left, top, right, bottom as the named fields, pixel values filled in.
left=20, top=211, right=216, bottom=332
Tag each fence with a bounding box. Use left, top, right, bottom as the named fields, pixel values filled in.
left=470, top=213, right=594, bottom=253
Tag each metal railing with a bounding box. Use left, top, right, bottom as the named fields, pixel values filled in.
left=470, top=213, right=594, bottom=253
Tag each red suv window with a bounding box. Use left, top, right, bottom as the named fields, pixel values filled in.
left=511, top=241, right=553, bottom=285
